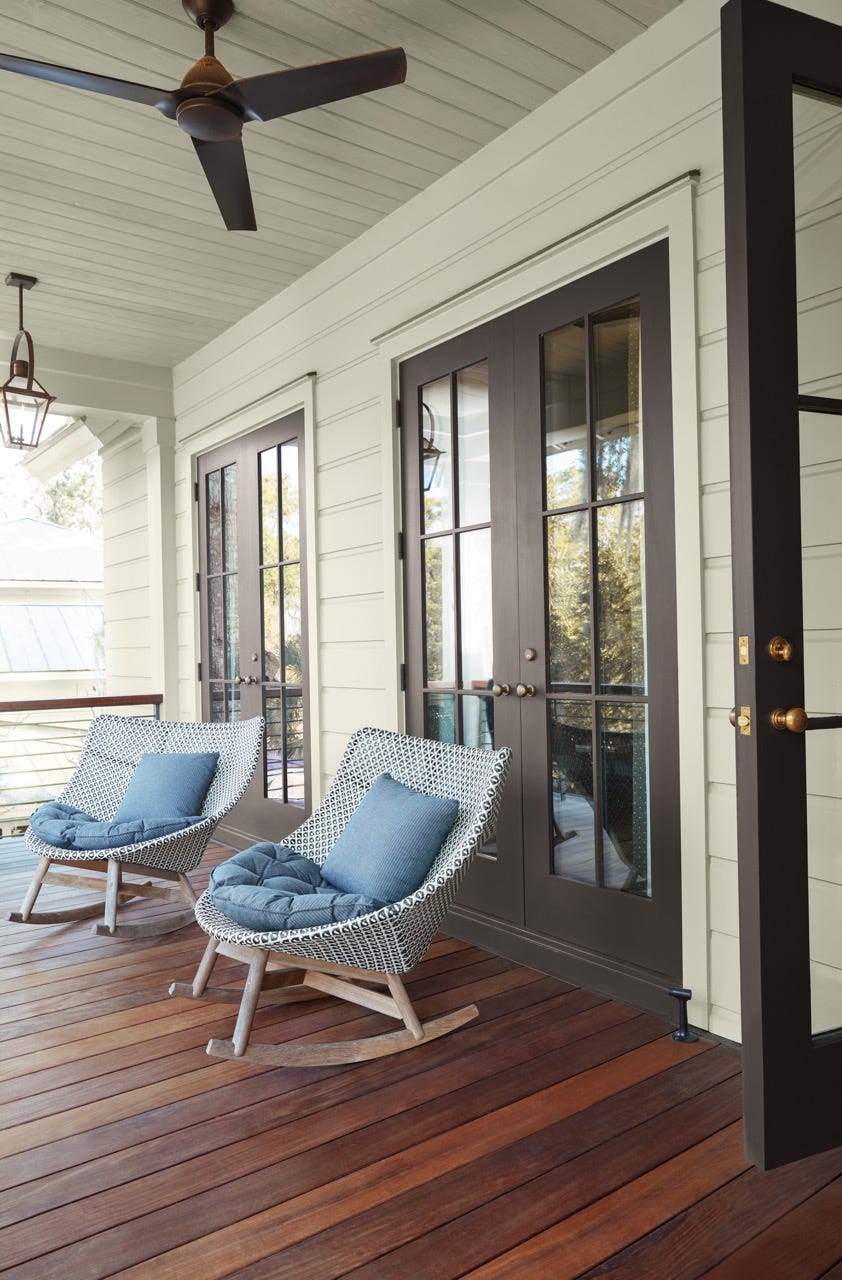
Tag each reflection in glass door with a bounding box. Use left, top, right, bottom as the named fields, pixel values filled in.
left=198, top=412, right=309, bottom=843
left=544, top=303, right=650, bottom=898
left=421, top=362, right=495, bottom=752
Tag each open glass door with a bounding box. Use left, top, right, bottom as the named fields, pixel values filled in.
left=722, top=0, right=842, bottom=1169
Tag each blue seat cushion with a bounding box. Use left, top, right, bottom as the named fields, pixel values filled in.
left=29, top=801, right=199, bottom=851
left=208, top=843, right=384, bottom=932
left=321, top=772, right=460, bottom=903
left=112, top=751, right=220, bottom=823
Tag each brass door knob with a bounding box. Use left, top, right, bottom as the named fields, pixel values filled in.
left=770, top=706, right=808, bottom=733
left=515, top=683, right=536, bottom=698
left=491, top=683, right=510, bottom=697
left=768, top=636, right=794, bottom=663
left=729, top=706, right=751, bottom=731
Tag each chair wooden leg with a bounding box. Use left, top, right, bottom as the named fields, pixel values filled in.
left=231, top=949, right=269, bottom=1057
left=193, top=936, right=220, bottom=996
left=386, top=973, right=425, bottom=1040
left=14, top=856, right=51, bottom=921
left=102, top=860, right=122, bottom=935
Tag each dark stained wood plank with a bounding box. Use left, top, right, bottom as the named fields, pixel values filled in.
left=698, top=1176, right=842, bottom=1280
left=0, top=985, right=594, bottom=1237
left=0, top=841, right=838, bottom=1280
left=461, top=1123, right=750, bottom=1279
left=0, top=1017, right=673, bottom=1276
left=214, top=1051, right=739, bottom=1280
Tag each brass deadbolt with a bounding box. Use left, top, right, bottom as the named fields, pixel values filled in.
left=768, top=636, right=794, bottom=663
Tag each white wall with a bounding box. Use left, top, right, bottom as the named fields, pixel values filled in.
left=165, top=0, right=842, bottom=1039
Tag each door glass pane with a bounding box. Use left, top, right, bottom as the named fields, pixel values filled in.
left=594, top=301, right=642, bottom=500
left=223, top=464, right=238, bottom=571
left=209, top=577, right=224, bottom=679
left=547, top=509, right=591, bottom=688
left=224, top=574, right=239, bottom=681
left=424, top=536, right=455, bottom=685
left=794, top=87, right=842, bottom=1037
left=226, top=682, right=241, bottom=722
left=457, top=361, right=490, bottom=527
left=260, top=447, right=279, bottom=563
left=550, top=700, right=596, bottom=884
left=597, top=500, right=646, bottom=694
left=281, top=441, right=300, bottom=561
left=209, top=682, right=225, bottom=722
left=459, top=527, right=492, bottom=688
left=264, top=690, right=283, bottom=801
left=422, top=376, right=452, bottom=533
left=463, top=695, right=494, bottom=750
left=284, top=689, right=305, bottom=807
left=207, top=470, right=222, bottom=574
left=283, top=563, right=302, bottom=683
left=425, top=693, right=456, bottom=743
left=600, top=703, right=650, bottom=897
left=262, top=566, right=280, bottom=681
left=544, top=319, right=587, bottom=509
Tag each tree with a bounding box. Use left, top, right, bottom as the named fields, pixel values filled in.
left=36, top=455, right=102, bottom=533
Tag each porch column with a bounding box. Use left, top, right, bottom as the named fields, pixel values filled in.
left=143, top=417, right=178, bottom=715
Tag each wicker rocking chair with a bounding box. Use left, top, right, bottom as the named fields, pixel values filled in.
left=11, top=713, right=264, bottom=940
left=170, top=726, right=512, bottom=1065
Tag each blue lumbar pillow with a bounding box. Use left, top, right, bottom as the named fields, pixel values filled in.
left=321, top=772, right=460, bottom=903
left=112, top=751, right=220, bottom=823
left=209, top=843, right=384, bottom=932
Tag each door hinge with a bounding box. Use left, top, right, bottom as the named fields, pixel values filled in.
left=395, top=399, right=402, bottom=429
left=197, top=662, right=202, bottom=683
left=194, top=481, right=199, bottom=502
left=397, top=531, right=404, bottom=560
left=399, top=663, right=406, bottom=692
left=195, top=572, right=201, bottom=592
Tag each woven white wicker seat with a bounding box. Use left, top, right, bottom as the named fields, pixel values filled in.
left=11, top=713, right=264, bottom=940
left=170, top=726, right=512, bottom=1065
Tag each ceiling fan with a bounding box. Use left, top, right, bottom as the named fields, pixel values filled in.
left=0, top=0, right=407, bottom=231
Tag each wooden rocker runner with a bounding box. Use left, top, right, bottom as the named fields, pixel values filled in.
left=170, top=726, right=512, bottom=1066
left=11, top=713, right=264, bottom=939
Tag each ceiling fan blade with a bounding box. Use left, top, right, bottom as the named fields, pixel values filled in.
left=219, top=47, right=407, bottom=124
left=0, top=51, right=180, bottom=116
left=192, top=137, right=257, bottom=231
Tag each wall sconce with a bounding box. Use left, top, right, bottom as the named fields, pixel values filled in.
left=1, top=273, right=55, bottom=450
left=421, top=402, right=444, bottom=491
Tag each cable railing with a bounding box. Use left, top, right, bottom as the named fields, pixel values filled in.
left=0, top=694, right=163, bottom=839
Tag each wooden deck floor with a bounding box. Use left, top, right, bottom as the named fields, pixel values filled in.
left=0, top=838, right=840, bottom=1279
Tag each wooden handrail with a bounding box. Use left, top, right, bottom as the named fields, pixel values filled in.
left=0, top=694, right=163, bottom=714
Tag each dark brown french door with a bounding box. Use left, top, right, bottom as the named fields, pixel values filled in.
left=401, top=243, right=681, bottom=1008
left=197, top=413, right=309, bottom=844
left=723, top=0, right=842, bottom=1169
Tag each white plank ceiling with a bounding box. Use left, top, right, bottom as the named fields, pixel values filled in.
left=0, top=0, right=682, bottom=368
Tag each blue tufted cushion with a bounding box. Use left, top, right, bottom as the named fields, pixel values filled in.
left=321, top=772, right=459, bottom=903
left=112, top=751, right=219, bottom=823
left=29, top=801, right=198, bottom=851
left=208, top=842, right=384, bottom=932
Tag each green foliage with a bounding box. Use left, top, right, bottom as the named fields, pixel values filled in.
left=37, top=455, right=102, bottom=533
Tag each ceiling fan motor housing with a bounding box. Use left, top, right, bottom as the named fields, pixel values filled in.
left=176, top=54, right=242, bottom=140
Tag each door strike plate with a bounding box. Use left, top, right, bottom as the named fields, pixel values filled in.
left=738, top=635, right=750, bottom=665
